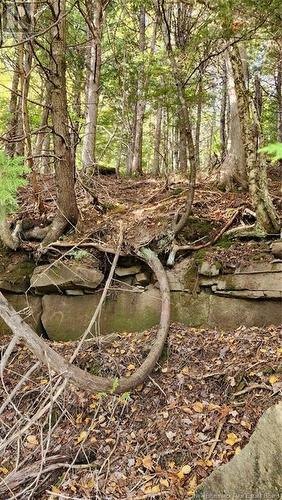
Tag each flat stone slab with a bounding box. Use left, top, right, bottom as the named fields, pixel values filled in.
left=216, top=272, right=282, bottom=292
left=30, top=262, right=104, bottom=293
left=213, top=289, right=282, bottom=300
left=42, top=289, right=161, bottom=341
left=271, top=240, right=282, bottom=259
left=194, top=402, right=282, bottom=499
left=115, top=265, right=141, bottom=277
left=235, top=261, right=282, bottom=274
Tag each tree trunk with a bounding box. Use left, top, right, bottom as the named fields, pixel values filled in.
left=220, top=52, right=248, bottom=190
left=17, top=2, right=44, bottom=213
left=42, top=134, right=51, bottom=174
left=220, top=59, right=227, bottom=162
left=178, top=109, right=188, bottom=174
left=4, top=51, right=20, bottom=158
left=152, top=108, right=162, bottom=176
left=34, top=82, right=51, bottom=172
left=14, top=42, right=25, bottom=157
left=126, top=103, right=137, bottom=176
left=157, top=2, right=197, bottom=235
left=229, top=44, right=280, bottom=233
left=131, top=7, right=146, bottom=175
left=195, top=71, right=203, bottom=169
left=42, top=0, right=79, bottom=245
left=277, top=44, right=282, bottom=142
left=81, top=0, right=103, bottom=174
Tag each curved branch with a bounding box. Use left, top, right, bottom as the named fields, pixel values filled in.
left=0, top=248, right=170, bottom=394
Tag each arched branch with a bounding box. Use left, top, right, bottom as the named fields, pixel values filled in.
left=0, top=248, right=170, bottom=394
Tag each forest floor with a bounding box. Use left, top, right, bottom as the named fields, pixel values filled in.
left=1, top=169, right=281, bottom=498
left=16, top=168, right=282, bottom=254
left=0, top=323, right=281, bottom=499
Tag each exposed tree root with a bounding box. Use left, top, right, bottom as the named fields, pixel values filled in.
left=0, top=248, right=170, bottom=394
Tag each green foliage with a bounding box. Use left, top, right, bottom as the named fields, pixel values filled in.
left=0, top=151, right=29, bottom=213
left=68, top=249, right=91, bottom=260
left=259, top=143, right=282, bottom=162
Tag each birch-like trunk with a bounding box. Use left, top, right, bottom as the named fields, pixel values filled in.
left=152, top=108, right=163, bottom=176
left=229, top=45, right=279, bottom=233
left=195, top=71, right=203, bottom=169
left=220, top=59, right=227, bottom=161
left=277, top=44, right=282, bottom=142
left=34, top=81, right=51, bottom=172
left=178, top=109, right=188, bottom=173
left=131, top=7, right=146, bottom=175
left=81, top=0, right=103, bottom=174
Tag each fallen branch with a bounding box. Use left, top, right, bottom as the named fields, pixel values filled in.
left=0, top=249, right=170, bottom=395
left=167, top=207, right=243, bottom=266
left=206, top=419, right=226, bottom=460
left=233, top=383, right=273, bottom=397
left=46, top=239, right=127, bottom=256
left=0, top=448, right=96, bottom=497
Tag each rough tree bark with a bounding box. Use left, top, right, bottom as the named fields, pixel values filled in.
left=0, top=247, right=170, bottom=394
left=42, top=0, right=79, bottom=245
left=4, top=51, right=20, bottom=158
left=220, top=59, right=227, bottom=162
left=220, top=53, right=248, bottom=190
left=229, top=44, right=280, bottom=234
left=81, top=0, right=104, bottom=174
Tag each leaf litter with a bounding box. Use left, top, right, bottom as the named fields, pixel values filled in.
left=0, top=322, right=281, bottom=499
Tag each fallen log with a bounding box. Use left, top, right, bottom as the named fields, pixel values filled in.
left=0, top=248, right=170, bottom=395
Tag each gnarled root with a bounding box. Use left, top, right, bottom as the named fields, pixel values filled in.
left=0, top=248, right=170, bottom=394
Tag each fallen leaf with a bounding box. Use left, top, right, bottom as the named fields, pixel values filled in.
left=269, top=375, right=279, bottom=385
left=187, top=475, right=197, bottom=496
left=166, top=430, right=176, bottom=442
left=51, top=486, right=61, bottom=494
left=142, top=455, right=154, bottom=470
left=241, top=420, right=252, bottom=430
left=145, top=485, right=160, bottom=494
left=76, top=430, right=88, bottom=444
left=225, top=433, right=241, bottom=446
left=160, top=478, right=169, bottom=487
left=192, top=402, right=204, bottom=413
left=177, top=464, right=191, bottom=479
left=0, top=467, right=9, bottom=475
left=26, top=435, right=39, bottom=446
left=127, top=364, right=135, bottom=371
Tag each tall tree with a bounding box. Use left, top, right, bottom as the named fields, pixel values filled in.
left=42, top=0, right=79, bottom=244
left=229, top=44, right=279, bottom=233
left=81, top=0, right=106, bottom=173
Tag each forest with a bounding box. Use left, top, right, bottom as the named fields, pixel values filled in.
left=0, top=0, right=281, bottom=498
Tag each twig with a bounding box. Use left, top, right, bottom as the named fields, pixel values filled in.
left=233, top=383, right=273, bottom=397
left=206, top=419, right=226, bottom=460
